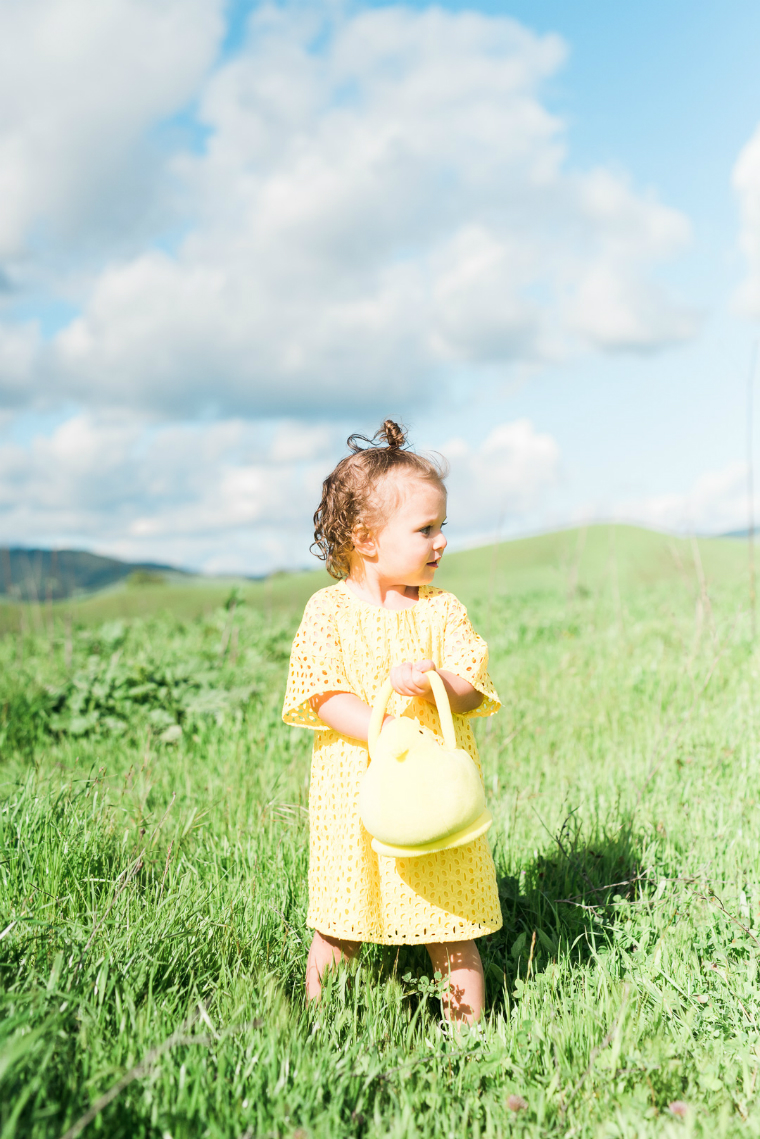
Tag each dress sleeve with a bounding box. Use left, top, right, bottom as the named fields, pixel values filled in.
left=282, top=590, right=354, bottom=730
left=442, top=595, right=500, bottom=718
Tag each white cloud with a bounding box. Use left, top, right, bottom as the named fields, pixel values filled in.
left=0, top=412, right=344, bottom=572
left=440, top=418, right=560, bottom=543
left=0, top=412, right=559, bottom=572
left=0, top=0, right=224, bottom=261
left=0, top=322, right=40, bottom=405
left=734, top=123, right=760, bottom=317
left=615, top=462, right=748, bottom=535
left=0, top=3, right=703, bottom=566
left=1, top=3, right=694, bottom=418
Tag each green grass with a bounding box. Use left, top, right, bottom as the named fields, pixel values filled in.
left=1, top=525, right=760, bottom=1137
left=0, top=568, right=333, bottom=636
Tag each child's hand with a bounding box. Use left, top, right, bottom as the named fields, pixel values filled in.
left=390, top=660, right=436, bottom=697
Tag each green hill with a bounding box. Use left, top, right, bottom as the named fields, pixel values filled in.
left=434, top=523, right=752, bottom=604
left=0, top=547, right=189, bottom=601
left=0, top=525, right=751, bottom=634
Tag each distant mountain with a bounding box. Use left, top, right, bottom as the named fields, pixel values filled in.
left=0, top=548, right=188, bottom=601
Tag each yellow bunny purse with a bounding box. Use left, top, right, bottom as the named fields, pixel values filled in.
left=359, top=670, right=493, bottom=858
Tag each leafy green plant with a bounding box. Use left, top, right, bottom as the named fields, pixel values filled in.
left=0, top=605, right=294, bottom=752
left=402, top=968, right=450, bottom=1003
left=45, top=653, right=257, bottom=739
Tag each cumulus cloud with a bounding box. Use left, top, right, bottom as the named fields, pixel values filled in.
left=444, top=419, right=559, bottom=539
left=615, top=462, right=749, bottom=535
left=0, top=322, right=40, bottom=406
left=0, top=3, right=704, bottom=565
left=0, top=412, right=335, bottom=568
left=0, top=4, right=696, bottom=417
left=734, top=123, right=760, bottom=317
left=0, top=413, right=560, bottom=572
left=0, top=0, right=225, bottom=262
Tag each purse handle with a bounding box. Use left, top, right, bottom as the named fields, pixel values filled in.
left=368, top=669, right=457, bottom=757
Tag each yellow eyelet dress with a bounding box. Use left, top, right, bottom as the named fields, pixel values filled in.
left=282, top=582, right=503, bottom=945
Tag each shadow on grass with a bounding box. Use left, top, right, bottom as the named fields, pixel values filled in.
left=480, top=814, right=650, bottom=1010
left=323, top=818, right=651, bottom=1029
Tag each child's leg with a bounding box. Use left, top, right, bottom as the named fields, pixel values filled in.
left=306, top=930, right=362, bottom=1001
left=425, top=939, right=485, bottom=1023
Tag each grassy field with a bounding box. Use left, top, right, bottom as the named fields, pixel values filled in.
left=1, top=524, right=760, bottom=1138
left=0, top=567, right=332, bottom=637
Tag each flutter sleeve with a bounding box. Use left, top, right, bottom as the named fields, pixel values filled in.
left=282, top=589, right=353, bottom=729
left=442, top=595, right=501, bottom=718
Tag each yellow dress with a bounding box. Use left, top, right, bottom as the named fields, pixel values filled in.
left=283, top=581, right=503, bottom=945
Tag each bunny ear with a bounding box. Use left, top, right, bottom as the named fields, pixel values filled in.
left=369, top=672, right=456, bottom=757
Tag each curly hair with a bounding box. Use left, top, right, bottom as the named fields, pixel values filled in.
left=312, top=419, right=448, bottom=579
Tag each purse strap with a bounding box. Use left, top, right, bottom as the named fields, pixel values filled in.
left=368, top=669, right=457, bottom=757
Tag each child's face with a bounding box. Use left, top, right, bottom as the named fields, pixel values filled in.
left=358, top=475, right=448, bottom=585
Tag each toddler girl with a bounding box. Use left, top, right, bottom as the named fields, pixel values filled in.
left=282, top=420, right=502, bottom=1022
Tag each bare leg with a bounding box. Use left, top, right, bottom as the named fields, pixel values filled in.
left=306, top=930, right=362, bottom=1002
left=425, top=939, right=485, bottom=1023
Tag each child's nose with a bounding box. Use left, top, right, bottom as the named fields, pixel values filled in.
left=435, top=530, right=447, bottom=551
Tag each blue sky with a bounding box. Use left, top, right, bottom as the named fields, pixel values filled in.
left=1, top=0, right=760, bottom=572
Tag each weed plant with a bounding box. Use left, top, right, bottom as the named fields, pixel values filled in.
left=1, top=541, right=760, bottom=1137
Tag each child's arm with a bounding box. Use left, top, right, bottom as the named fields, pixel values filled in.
left=309, top=661, right=481, bottom=739
left=390, top=661, right=483, bottom=715
left=310, top=691, right=394, bottom=743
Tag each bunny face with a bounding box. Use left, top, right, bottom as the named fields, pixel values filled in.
left=360, top=715, right=486, bottom=849
left=374, top=716, right=440, bottom=761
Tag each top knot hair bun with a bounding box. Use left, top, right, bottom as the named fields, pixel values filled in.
left=347, top=419, right=408, bottom=454
left=378, top=419, right=407, bottom=450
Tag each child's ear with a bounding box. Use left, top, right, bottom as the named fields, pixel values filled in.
left=352, top=523, right=377, bottom=558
